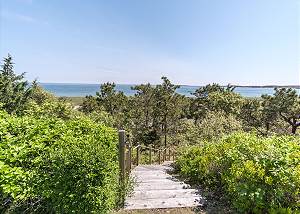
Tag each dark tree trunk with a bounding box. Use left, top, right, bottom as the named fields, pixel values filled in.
left=164, top=133, right=167, bottom=148
left=280, top=114, right=299, bottom=135
left=292, top=125, right=297, bottom=134
left=266, top=123, right=270, bottom=135
left=291, top=117, right=300, bottom=134
left=145, top=109, right=149, bottom=128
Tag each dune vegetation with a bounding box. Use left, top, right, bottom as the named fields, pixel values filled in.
left=0, top=55, right=299, bottom=213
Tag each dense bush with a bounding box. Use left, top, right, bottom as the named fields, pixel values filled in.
left=168, top=111, right=242, bottom=147
left=176, top=133, right=300, bottom=213
left=87, top=110, right=116, bottom=128
left=0, top=110, right=120, bottom=213
left=26, top=85, right=79, bottom=120
left=197, top=111, right=242, bottom=141
left=169, top=119, right=202, bottom=146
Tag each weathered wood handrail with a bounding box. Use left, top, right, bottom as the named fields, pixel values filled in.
left=118, top=130, right=178, bottom=182
left=118, top=130, right=126, bottom=184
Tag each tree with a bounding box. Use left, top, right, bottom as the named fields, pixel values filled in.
left=192, top=83, right=234, bottom=98
left=0, top=55, right=34, bottom=114
left=96, top=83, right=127, bottom=115
left=191, top=83, right=242, bottom=123
left=30, top=83, right=56, bottom=105
left=153, top=77, right=183, bottom=148
left=81, top=95, right=101, bottom=113
left=241, top=88, right=300, bottom=135
left=271, top=88, right=300, bottom=134
left=95, top=82, right=128, bottom=128
left=206, top=91, right=242, bottom=114
left=260, top=94, right=278, bottom=133
left=130, top=83, right=158, bottom=145
left=131, top=83, right=155, bottom=129
left=239, top=97, right=278, bottom=135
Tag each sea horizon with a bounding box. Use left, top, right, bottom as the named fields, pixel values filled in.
left=39, top=82, right=300, bottom=98
left=38, top=82, right=300, bottom=88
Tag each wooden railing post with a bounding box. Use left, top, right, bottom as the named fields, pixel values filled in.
left=126, top=134, right=132, bottom=173
left=149, top=146, right=152, bottom=164
left=136, top=146, right=140, bottom=166
left=118, top=130, right=126, bottom=184
left=158, top=150, right=161, bottom=164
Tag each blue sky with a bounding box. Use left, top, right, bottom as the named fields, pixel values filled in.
left=0, top=0, right=299, bottom=85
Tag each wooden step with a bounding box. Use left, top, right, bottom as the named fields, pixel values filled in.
left=125, top=196, right=203, bottom=210
left=134, top=182, right=190, bottom=191
left=132, top=172, right=170, bottom=179
left=135, top=178, right=182, bottom=184
left=133, top=165, right=173, bottom=172
left=128, top=189, right=199, bottom=200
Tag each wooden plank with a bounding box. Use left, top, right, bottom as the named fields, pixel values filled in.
left=132, top=174, right=173, bottom=181
left=132, top=164, right=173, bottom=172
left=125, top=197, right=203, bottom=210
left=128, top=189, right=199, bottom=200
left=135, top=179, right=184, bottom=185
left=134, top=183, right=190, bottom=191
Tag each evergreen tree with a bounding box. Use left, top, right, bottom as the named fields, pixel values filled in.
left=0, top=55, right=34, bottom=114
left=95, top=82, right=128, bottom=128
left=153, top=77, right=183, bottom=148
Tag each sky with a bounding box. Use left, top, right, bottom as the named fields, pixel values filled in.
left=0, top=0, right=299, bottom=85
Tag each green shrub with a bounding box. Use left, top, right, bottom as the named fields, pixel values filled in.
left=25, top=99, right=76, bottom=120
left=169, top=112, right=242, bottom=147
left=88, top=110, right=116, bottom=127
left=197, top=111, right=242, bottom=141
left=168, top=119, right=202, bottom=146
left=176, top=132, right=300, bottom=213
left=0, top=110, right=120, bottom=213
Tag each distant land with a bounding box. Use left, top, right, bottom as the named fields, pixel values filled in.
left=232, top=85, right=300, bottom=89
left=40, top=82, right=300, bottom=88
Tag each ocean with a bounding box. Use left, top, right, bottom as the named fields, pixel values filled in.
left=39, top=83, right=300, bottom=98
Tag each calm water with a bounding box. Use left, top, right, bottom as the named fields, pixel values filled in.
left=40, top=83, right=300, bottom=98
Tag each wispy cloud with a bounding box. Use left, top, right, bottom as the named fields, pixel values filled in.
left=1, top=11, right=37, bottom=23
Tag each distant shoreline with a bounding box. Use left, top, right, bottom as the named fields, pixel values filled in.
left=40, top=83, right=300, bottom=98
left=232, top=85, right=300, bottom=89
left=40, top=82, right=300, bottom=89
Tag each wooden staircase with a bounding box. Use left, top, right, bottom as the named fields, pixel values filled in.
left=118, top=130, right=205, bottom=210
left=124, top=162, right=204, bottom=210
